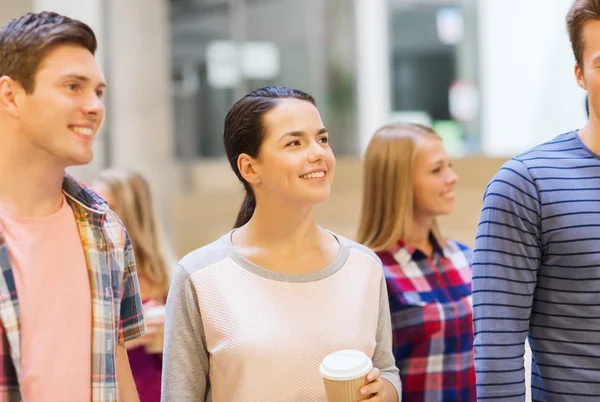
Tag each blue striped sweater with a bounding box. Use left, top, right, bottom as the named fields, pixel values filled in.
left=472, top=130, right=600, bottom=401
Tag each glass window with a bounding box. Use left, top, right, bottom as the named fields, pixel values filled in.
left=388, top=0, right=481, bottom=155
left=169, top=0, right=359, bottom=158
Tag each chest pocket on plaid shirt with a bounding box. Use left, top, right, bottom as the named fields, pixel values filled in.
left=391, top=292, right=442, bottom=344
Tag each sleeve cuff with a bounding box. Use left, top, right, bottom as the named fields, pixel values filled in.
left=120, top=322, right=146, bottom=344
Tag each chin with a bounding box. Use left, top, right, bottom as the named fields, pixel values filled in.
left=437, top=206, right=455, bottom=215
left=66, top=152, right=94, bottom=167
left=306, top=191, right=331, bottom=205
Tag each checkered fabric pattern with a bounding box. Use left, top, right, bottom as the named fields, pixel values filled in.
left=376, top=238, right=476, bottom=402
left=0, top=174, right=145, bottom=401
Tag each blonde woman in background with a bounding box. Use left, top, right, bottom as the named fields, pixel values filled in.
left=357, top=123, right=475, bottom=402
left=93, top=168, right=173, bottom=402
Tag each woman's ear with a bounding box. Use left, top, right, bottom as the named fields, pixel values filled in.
left=237, top=153, right=262, bottom=185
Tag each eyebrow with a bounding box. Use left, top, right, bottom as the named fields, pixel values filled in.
left=279, top=127, right=328, bottom=141
left=61, top=74, right=107, bottom=89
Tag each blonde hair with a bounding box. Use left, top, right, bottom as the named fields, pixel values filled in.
left=356, top=122, right=447, bottom=252
left=94, top=168, right=171, bottom=299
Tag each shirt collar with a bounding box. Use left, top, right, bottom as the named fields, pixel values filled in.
left=62, top=173, right=110, bottom=214
left=394, top=232, right=447, bottom=260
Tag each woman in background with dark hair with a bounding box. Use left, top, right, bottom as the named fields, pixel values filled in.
left=161, top=86, right=401, bottom=401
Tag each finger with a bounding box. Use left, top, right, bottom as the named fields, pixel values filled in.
left=366, top=367, right=381, bottom=383
left=359, top=378, right=383, bottom=398
left=361, top=393, right=382, bottom=402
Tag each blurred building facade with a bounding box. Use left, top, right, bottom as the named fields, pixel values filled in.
left=167, top=0, right=587, bottom=159
left=0, top=0, right=589, bottom=257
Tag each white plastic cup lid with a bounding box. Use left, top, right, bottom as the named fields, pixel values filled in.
left=319, top=350, right=373, bottom=381
left=144, top=305, right=166, bottom=319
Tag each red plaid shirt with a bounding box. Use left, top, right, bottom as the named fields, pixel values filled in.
left=376, top=237, right=475, bottom=402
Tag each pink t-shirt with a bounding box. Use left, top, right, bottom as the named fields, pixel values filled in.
left=0, top=196, right=92, bottom=401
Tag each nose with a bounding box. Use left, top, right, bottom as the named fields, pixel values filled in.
left=307, top=139, right=326, bottom=163
left=81, top=92, right=104, bottom=118
left=447, top=167, right=459, bottom=185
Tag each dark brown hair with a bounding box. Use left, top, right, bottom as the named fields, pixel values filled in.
left=0, top=11, right=97, bottom=93
left=223, top=86, right=316, bottom=228
left=567, top=0, right=600, bottom=68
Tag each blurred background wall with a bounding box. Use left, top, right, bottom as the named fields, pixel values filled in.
left=0, top=0, right=587, bottom=258
left=4, top=2, right=585, bottom=398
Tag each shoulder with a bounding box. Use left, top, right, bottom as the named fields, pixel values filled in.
left=331, top=233, right=387, bottom=293
left=513, top=130, right=579, bottom=162
left=444, top=239, right=472, bottom=268
left=100, top=209, right=129, bottom=246
left=492, top=131, right=578, bottom=183
left=486, top=159, right=539, bottom=206
left=334, top=233, right=380, bottom=262
left=446, top=239, right=471, bottom=254
left=177, top=234, right=230, bottom=276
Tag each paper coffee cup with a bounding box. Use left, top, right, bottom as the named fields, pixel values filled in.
left=144, top=305, right=166, bottom=320
left=144, top=305, right=166, bottom=354
left=319, top=350, right=373, bottom=402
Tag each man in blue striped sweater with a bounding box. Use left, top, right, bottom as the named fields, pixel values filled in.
left=472, top=1, right=600, bottom=401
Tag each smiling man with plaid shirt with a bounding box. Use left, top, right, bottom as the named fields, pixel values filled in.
left=0, top=12, right=144, bottom=402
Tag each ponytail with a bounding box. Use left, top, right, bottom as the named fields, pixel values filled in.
left=234, top=191, right=256, bottom=228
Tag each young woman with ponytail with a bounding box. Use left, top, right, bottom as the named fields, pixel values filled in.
left=161, top=86, right=401, bottom=401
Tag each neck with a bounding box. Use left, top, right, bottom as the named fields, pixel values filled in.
left=579, top=118, right=600, bottom=154
left=406, top=215, right=434, bottom=255
left=238, top=196, right=322, bottom=251
left=0, top=131, right=65, bottom=217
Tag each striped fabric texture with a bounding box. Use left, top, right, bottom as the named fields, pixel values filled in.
left=472, top=131, right=600, bottom=401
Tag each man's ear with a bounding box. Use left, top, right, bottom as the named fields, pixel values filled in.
left=575, top=63, right=587, bottom=90
left=0, top=76, right=24, bottom=118
left=237, top=153, right=262, bottom=185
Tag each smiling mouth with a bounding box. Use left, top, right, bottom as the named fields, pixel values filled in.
left=300, top=171, right=326, bottom=179
left=70, top=126, right=94, bottom=137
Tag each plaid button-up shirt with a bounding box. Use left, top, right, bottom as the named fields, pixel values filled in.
left=0, top=174, right=145, bottom=401
left=377, top=238, right=475, bottom=402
